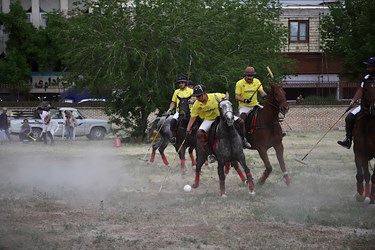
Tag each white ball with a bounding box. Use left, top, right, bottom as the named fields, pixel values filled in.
left=183, top=184, right=192, bottom=192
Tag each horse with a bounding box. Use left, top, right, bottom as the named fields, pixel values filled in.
left=243, top=83, right=290, bottom=186
left=149, top=96, right=200, bottom=173
left=191, top=94, right=255, bottom=197
left=352, top=79, right=375, bottom=205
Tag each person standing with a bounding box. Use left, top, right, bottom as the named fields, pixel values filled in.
left=166, top=75, right=194, bottom=144
left=186, top=84, right=251, bottom=163
left=0, top=107, right=11, bottom=141
left=36, top=106, right=54, bottom=145
left=64, top=110, right=77, bottom=141
left=235, top=66, right=268, bottom=120
left=337, top=57, right=375, bottom=149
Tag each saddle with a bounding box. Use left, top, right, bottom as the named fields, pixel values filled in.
left=245, top=106, right=261, bottom=134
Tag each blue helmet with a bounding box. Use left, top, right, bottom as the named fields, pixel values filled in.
left=176, top=75, right=187, bottom=84
left=364, top=57, right=375, bottom=67
left=192, top=84, right=206, bottom=97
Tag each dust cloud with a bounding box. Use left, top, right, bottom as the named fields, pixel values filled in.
left=0, top=140, right=133, bottom=206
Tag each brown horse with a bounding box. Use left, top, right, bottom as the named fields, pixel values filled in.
left=243, top=83, right=290, bottom=186
left=352, top=78, right=375, bottom=205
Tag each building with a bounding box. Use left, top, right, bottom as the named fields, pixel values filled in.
left=0, top=0, right=355, bottom=102
left=279, top=0, right=355, bottom=101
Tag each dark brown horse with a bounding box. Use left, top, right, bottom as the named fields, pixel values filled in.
left=244, top=83, right=290, bottom=186
left=352, top=79, right=375, bottom=205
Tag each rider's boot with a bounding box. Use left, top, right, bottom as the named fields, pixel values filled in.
left=169, top=118, right=177, bottom=145
left=237, top=117, right=251, bottom=149
left=197, top=129, right=216, bottom=163
left=337, top=113, right=355, bottom=149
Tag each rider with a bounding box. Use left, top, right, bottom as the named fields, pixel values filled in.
left=166, top=75, right=194, bottom=145
left=337, top=56, right=375, bottom=149
left=235, top=67, right=267, bottom=119
left=186, top=84, right=251, bottom=163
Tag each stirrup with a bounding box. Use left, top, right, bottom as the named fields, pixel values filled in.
left=208, top=154, right=217, bottom=163
left=170, top=137, right=176, bottom=144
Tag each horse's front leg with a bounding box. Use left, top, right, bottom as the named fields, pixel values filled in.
left=217, top=159, right=226, bottom=197
left=192, top=150, right=206, bottom=189
left=237, top=157, right=255, bottom=197
left=150, top=139, right=162, bottom=163
left=274, top=143, right=290, bottom=186
left=188, top=146, right=196, bottom=167
left=230, top=161, right=246, bottom=183
left=257, top=148, right=273, bottom=185
left=178, top=147, right=187, bottom=175
left=354, top=155, right=366, bottom=202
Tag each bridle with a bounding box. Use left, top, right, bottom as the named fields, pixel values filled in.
left=218, top=99, right=235, bottom=126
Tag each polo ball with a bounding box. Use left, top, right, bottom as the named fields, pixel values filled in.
left=184, top=184, right=192, bottom=192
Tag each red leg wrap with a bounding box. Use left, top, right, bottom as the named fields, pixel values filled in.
left=193, top=171, right=200, bottom=188
left=190, top=153, right=196, bottom=166
left=224, top=161, right=230, bottom=175
left=150, top=151, right=156, bottom=163
left=365, top=182, right=371, bottom=198
left=371, top=184, right=375, bottom=202
left=219, top=180, right=225, bottom=195
left=236, top=168, right=246, bottom=182
left=161, top=154, right=169, bottom=165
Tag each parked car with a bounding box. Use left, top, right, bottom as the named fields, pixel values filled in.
left=10, top=107, right=112, bottom=140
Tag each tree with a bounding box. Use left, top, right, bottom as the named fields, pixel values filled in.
left=320, top=0, right=375, bottom=78
left=52, top=0, right=288, bottom=140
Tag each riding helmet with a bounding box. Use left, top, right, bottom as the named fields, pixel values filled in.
left=364, top=57, right=375, bottom=67
left=176, top=75, right=187, bottom=84
left=192, top=84, right=206, bottom=97
left=244, top=66, right=257, bottom=76
left=187, top=80, right=195, bottom=87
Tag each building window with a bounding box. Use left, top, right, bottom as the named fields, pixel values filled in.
left=26, top=13, right=32, bottom=23
left=40, top=13, right=48, bottom=28
left=289, top=20, right=309, bottom=43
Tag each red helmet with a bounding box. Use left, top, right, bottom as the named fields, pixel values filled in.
left=244, top=66, right=257, bottom=76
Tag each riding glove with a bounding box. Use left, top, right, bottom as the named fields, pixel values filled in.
left=243, top=98, right=251, bottom=103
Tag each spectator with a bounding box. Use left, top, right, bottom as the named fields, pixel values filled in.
left=296, top=94, right=304, bottom=104
left=19, top=119, right=33, bottom=142
left=64, top=110, right=77, bottom=141
left=0, top=107, right=11, bottom=141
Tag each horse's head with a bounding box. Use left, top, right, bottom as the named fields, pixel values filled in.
left=361, top=81, right=375, bottom=115
left=177, top=95, right=191, bottom=120
left=268, top=83, right=289, bottom=116
left=216, top=93, right=235, bottom=127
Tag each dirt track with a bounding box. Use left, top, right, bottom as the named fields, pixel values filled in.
left=0, top=131, right=374, bottom=249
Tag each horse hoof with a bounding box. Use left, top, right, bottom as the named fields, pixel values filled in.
left=257, top=179, right=265, bottom=186
left=364, top=197, right=371, bottom=203
left=368, top=200, right=375, bottom=206
left=249, top=191, right=256, bottom=199
left=221, top=193, right=227, bottom=198
left=355, top=193, right=366, bottom=202
left=192, top=184, right=199, bottom=189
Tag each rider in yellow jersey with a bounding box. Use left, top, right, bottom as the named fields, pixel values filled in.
left=166, top=75, right=194, bottom=144
left=186, top=84, right=251, bottom=163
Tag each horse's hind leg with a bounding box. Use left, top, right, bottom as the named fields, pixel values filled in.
left=274, top=143, right=290, bottom=186
left=179, top=148, right=187, bottom=175
left=192, top=151, right=206, bottom=189
left=158, top=139, right=170, bottom=165
left=150, top=140, right=162, bottom=163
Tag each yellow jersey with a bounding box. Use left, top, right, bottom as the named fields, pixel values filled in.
left=235, top=78, right=263, bottom=107
left=171, top=87, right=194, bottom=111
left=191, top=93, right=226, bottom=120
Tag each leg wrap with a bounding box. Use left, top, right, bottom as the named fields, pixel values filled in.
left=357, top=182, right=364, bottom=195
left=197, top=129, right=212, bottom=155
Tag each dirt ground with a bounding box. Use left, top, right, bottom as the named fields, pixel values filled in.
left=0, top=131, right=374, bottom=249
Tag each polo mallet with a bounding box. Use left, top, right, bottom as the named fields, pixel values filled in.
left=295, top=105, right=353, bottom=165
left=139, top=115, right=169, bottom=162
left=158, top=135, right=187, bottom=193
left=248, top=66, right=274, bottom=101
left=187, top=55, right=193, bottom=81
left=28, top=134, right=37, bottom=141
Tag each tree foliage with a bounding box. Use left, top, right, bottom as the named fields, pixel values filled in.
left=49, top=0, right=288, bottom=140
left=320, top=0, right=375, bottom=78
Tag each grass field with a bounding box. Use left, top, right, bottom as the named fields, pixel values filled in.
left=0, top=130, right=374, bottom=249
